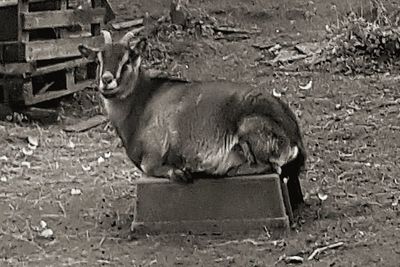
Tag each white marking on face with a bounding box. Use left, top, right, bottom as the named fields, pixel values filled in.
left=116, top=50, right=130, bottom=80
left=107, top=80, right=118, bottom=90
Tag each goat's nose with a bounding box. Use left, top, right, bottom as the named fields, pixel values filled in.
left=101, top=72, right=114, bottom=84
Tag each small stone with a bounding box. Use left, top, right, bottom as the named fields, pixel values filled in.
left=40, top=220, right=47, bottom=229
left=71, top=188, right=82, bottom=195
left=97, top=156, right=105, bottom=164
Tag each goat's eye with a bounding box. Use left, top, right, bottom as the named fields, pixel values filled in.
left=121, top=63, right=129, bottom=73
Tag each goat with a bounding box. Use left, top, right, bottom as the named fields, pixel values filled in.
left=78, top=30, right=306, bottom=208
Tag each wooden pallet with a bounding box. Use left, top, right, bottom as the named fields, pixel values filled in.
left=0, top=0, right=106, bottom=63
left=0, top=0, right=109, bottom=105
left=2, top=59, right=97, bottom=105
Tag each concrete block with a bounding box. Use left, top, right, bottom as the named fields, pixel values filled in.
left=132, top=174, right=290, bottom=236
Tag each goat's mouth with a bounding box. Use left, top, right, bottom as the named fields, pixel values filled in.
left=98, top=80, right=121, bottom=98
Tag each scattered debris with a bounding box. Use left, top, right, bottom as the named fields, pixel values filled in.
left=97, top=156, right=105, bottom=164
left=272, top=88, right=282, bottom=98
left=27, top=135, right=39, bottom=148
left=67, top=140, right=76, bottom=149
left=215, top=33, right=250, bottom=41
left=64, top=115, right=108, bottom=132
left=111, top=18, right=143, bottom=30
left=308, top=242, right=345, bottom=261
left=81, top=164, right=91, bottom=172
left=170, top=0, right=188, bottom=27
left=213, top=26, right=260, bottom=35
left=283, top=255, right=304, bottom=264
left=271, top=49, right=308, bottom=64
left=299, top=80, right=313, bottom=90
left=71, top=188, right=82, bottom=196
left=39, top=228, right=54, bottom=239
left=295, top=42, right=322, bottom=56
left=317, top=192, right=329, bottom=201
left=252, top=42, right=277, bottom=50
left=21, top=161, right=31, bottom=168
left=40, top=220, right=47, bottom=229
left=23, top=107, right=59, bottom=124
left=22, top=147, right=33, bottom=156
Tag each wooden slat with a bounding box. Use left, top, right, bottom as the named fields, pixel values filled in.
left=33, top=58, right=90, bottom=76
left=0, top=0, right=17, bottom=7
left=0, top=62, right=34, bottom=76
left=25, top=35, right=104, bottom=62
left=18, top=0, right=29, bottom=42
left=24, top=80, right=92, bottom=105
left=22, top=8, right=106, bottom=30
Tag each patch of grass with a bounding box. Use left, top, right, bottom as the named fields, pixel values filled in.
left=325, top=0, right=400, bottom=74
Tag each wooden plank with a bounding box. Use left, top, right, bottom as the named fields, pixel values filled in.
left=25, top=35, right=104, bottom=62
left=0, top=58, right=90, bottom=76
left=22, top=8, right=106, bottom=30
left=63, top=115, right=108, bottom=132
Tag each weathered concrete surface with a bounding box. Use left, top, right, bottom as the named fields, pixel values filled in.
left=132, top=174, right=290, bottom=236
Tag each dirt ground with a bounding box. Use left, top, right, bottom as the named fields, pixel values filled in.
left=1, top=0, right=400, bottom=266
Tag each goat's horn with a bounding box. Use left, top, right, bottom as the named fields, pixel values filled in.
left=119, top=28, right=143, bottom=45
left=101, top=30, right=112, bottom=44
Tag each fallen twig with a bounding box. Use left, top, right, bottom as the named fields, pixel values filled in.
left=213, top=26, right=261, bottom=34
left=307, top=241, right=345, bottom=260
left=212, top=238, right=283, bottom=247
left=56, top=200, right=67, bottom=218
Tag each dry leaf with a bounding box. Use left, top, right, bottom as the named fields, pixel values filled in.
left=0, top=156, right=8, bottom=161
left=39, top=228, right=54, bottom=239
left=318, top=192, right=328, bottom=201
left=299, top=80, right=312, bottom=90
left=272, top=88, right=282, bottom=98
left=104, top=152, right=111, bottom=159
left=22, top=147, right=33, bottom=156
left=28, top=135, right=39, bottom=148
left=81, top=164, right=91, bottom=172
left=97, top=156, right=105, bottom=164
left=21, top=161, right=31, bottom=168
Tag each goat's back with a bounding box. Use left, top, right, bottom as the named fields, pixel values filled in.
left=135, top=80, right=305, bottom=172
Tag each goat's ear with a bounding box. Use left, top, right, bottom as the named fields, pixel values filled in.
left=78, top=45, right=97, bottom=60
left=129, top=38, right=148, bottom=56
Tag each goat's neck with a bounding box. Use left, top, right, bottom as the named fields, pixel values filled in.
left=102, top=70, right=152, bottom=146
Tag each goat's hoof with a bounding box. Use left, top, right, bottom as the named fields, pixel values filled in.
left=168, top=169, right=193, bottom=184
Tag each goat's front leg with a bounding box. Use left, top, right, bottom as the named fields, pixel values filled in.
left=140, top=154, right=192, bottom=183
